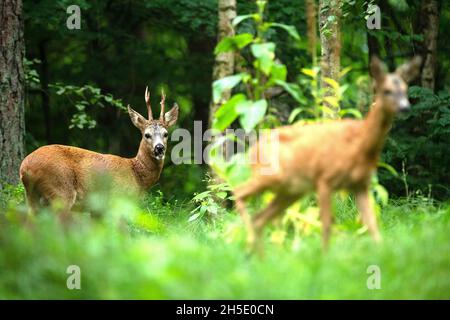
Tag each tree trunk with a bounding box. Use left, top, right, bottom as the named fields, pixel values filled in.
left=367, top=31, right=380, bottom=63
left=306, top=0, right=317, bottom=64
left=208, top=0, right=236, bottom=128
left=319, top=0, right=341, bottom=119
left=208, top=0, right=236, bottom=184
left=0, top=0, right=25, bottom=188
left=419, top=0, right=439, bottom=90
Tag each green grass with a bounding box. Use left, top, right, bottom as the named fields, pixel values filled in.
left=0, top=187, right=449, bottom=299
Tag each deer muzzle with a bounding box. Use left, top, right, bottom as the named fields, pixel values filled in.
left=154, top=143, right=165, bottom=159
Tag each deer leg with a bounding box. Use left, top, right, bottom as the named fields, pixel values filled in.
left=356, top=189, right=382, bottom=243
left=21, top=174, right=40, bottom=216
left=41, top=186, right=77, bottom=224
left=235, top=197, right=256, bottom=250
left=317, top=183, right=333, bottom=251
left=251, top=194, right=297, bottom=255
left=234, top=180, right=269, bottom=250
left=24, top=188, right=40, bottom=216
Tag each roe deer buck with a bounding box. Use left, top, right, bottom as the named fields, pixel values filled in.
left=234, top=56, right=422, bottom=251
left=20, top=87, right=179, bottom=214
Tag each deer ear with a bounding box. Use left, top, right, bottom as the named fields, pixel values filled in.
left=128, top=105, right=147, bottom=130
left=164, top=103, right=179, bottom=127
left=370, top=56, right=386, bottom=83
left=396, top=56, right=422, bottom=83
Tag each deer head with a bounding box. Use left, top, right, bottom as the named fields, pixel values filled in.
left=370, top=56, right=422, bottom=113
left=127, top=86, right=179, bottom=160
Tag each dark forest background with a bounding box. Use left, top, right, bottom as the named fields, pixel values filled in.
left=20, top=0, right=450, bottom=200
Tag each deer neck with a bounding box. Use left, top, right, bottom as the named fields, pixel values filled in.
left=132, top=140, right=164, bottom=189
left=360, top=96, right=395, bottom=161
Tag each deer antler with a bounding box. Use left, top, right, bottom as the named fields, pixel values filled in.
left=159, top=89, right=166, bottom=121
left=145, top=86, right=153, bottom=120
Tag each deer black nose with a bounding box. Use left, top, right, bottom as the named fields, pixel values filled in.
left=154, top=144, right=165, bottom=154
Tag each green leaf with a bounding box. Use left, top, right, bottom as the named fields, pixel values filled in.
left=339, top=108, right=362, bottom=119
left=232, top=14, right=255, bottom=27
left=56, top=87, right=65, bottom=95
left=323, top=77, right=340, bottom=91
left=213, top=94, right=247, bottom=131
left=216, top=191, right=227, bottom=199
left=378, top=162, right=399, bottom=177
left=236, top=99, right=267, bottom=132
left=268, top=23, right=300, bottom=40
left=301, top=68, right=318, bottom=78
left=275, top=80, right=307, bottom=104
left=214, top=33, right=254, bottom=54
left=192, top=191, right=211, bottom=201
left=373, top=184, right=389, bottom=206
left=267, top=63, right=287, bottom=85
left=251, top=43, right=275, bottom=75
left=188, top=212, right=201, bottom=222
left=213, top=73, right=246, bottom=104
left=224, top=153, right=251, bottom=187
left=323, top=96, right=339, bottom=108
left=288, top=108, right=303, bottom=123
left=251, top=42, right=275, bottom=59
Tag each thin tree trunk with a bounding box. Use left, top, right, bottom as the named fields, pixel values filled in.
left=419, top=0, right=439, bottom=90
left=319, top=0, right=341, bottom=119
left=367, top=31, right=380, bottom=63
left=379, top=0, right=395, bottom=70
left=0, top=0, right=25, bottom=187
left=306, top=0, right=317, bottom=64
left=208, top=0, right=236, bottom=184
left=208, top=0, right=236, bottom=128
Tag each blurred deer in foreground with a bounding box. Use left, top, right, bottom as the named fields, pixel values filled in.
left=234, top=56, right=422, bottom=252
left=20, top=87, right=179, bottom=214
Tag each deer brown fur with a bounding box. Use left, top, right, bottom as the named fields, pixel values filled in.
left=234, top=56, right=422, bottom=251
left=20, top=87, right=179, bottom=214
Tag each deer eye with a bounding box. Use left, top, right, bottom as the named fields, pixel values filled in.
left=163, top=132, right=168, bottom=138
left=383, top=89, right=393, bottom=96
left=144, top=133, right=151, bottom=139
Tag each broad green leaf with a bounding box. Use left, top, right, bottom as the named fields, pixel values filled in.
left=224, top=153, right=251, bottom=187
left=251, top=42, right=275, bottom=59
left=212, top=73, right=246, bottom=103
left=236, top=99, right=267, bottom=132
left=233, top=33, right=254, bottom=48
left=254, top=56, right=274, bottom=75
left=216, top=191, right=227, bottom=199
left=214, top=33, right=254, bottom=54
left=268, top=23, right=300, bottom=40
left=232, top=14, right=255, bottom=27
left=213, top=94, right=247, bottom=131
left=267, top=63, right=287, bottom=85
left=192, top=191, right=211, bottom=201
left=275, top=80, right=307, bottom=104
left=251, top=43, right=275, bottom=75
